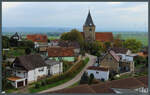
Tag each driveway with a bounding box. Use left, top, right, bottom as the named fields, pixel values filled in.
left=39, top=54, right=96, bottom=93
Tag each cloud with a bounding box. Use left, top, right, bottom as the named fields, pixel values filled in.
left=2, top=2, right=23, bottom=9
left=116, top=3, right=148, bottom=12
left=108, top=2, right=122, bottom=5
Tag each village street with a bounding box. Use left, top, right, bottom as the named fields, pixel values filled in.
left=38, top=54, right=96, bottom=93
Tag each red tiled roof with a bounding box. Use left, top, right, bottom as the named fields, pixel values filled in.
left=26, top=34, right=48, bottom=42
left=90, top=83, right=115, bottom=93
left=106, top=77, right=145, bottom=89
left=80, top=32, right=113, bottom=42
left=136, top=76, right=148, bottom=88
left=48, top=47, right=74, bottom=57
left=87, top=66, right=109, bottom=71
left=51, top=84, right=115, bottom=93
left=95, top=32, right=113, bottom=42
left=51, top=84, right=96, bottom=93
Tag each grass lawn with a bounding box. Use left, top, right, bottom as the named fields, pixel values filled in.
left=4, top=47, right=25, bottom=58
left=29, top=57, right=89, bottom=93
left=6, top=88, right=18, bottom=93
left=48, top=36, right=60, bottom=40
left=29, top=78, right=70, bottom=93
left=114, top=33, right=148, bottom=46
left=67, top=81, right=79, bottom=88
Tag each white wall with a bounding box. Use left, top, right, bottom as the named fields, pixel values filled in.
left=49, top=62, right=63, bottom=75
left=27, top=66, right=47, bottom=82
left=117, top=54, right=133, bottom=62
left=14, top=70, right=27, bottom=78
left=135, top=87, right=148, bottom=93
left=87, top=70, right=109, bottom=81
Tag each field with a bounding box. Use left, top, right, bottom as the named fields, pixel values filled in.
left=47, top=32, right=148, bottom=46
left=113, top=32, right=148, bottom=46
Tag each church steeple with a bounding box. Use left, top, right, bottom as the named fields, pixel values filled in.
left=84, top=10, right=95, bottom=27
left=83, top=10, right=96, bottom=42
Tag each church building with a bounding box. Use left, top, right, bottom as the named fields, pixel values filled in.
left=81, top=10, right=113, bottom=43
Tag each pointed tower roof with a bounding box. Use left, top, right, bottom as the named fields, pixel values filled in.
left=84, top=10, right=95, bottom=27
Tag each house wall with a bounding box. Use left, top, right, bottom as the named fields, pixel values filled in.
left=49, top=57, right=75, bottom=62
left=14, top=70, right=27, bottom=78
left=117, top=54, right=133, bottom=62
left=87, top=70, right=109, bottom=81
left=50, top=62, right=63, bottom=75
left=135, top=87, right=148, bottom=93
left=27, top=66, right=47, bottom=83
left=100, top=53, right=119, bottom=72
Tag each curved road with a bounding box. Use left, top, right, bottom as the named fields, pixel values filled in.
left=39, top=54, right=96, bottom=93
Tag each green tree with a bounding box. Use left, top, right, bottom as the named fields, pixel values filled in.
left=60, top=29, right=84, bottom=48
left=88, top=73, right=94, bottom=84
left=123, top=39, right=142, bottom=53
left=104, top=41, right=111, bottom=51
left=25, top=48, right=31, bottom=55
left=85, top=41, right=103, bottom=56
left=80, top=72, right=89, bottom=84
left=113, top=34, right=123, bottom=48
left=2, top=36, right=10, bottom=48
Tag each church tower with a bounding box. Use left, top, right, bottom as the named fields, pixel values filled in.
left=83, top=10, right=96, bottom=42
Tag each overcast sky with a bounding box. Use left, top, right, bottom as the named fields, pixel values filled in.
left=2, top=2, right=148, bottom=31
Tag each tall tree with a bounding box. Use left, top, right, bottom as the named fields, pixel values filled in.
left=123, top=39, right=142, bottom=53
left=60, top=29, right=84, bottom=48
left=113, top=34, right=123, bottom=48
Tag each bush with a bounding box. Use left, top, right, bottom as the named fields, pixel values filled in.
left=35, top=83, right=40, bottom=89
left=41, top=81, right=46, bottom=86
left=6, top=82, right=14, bottom=90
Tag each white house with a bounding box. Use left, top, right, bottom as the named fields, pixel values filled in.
left=7, top=54, right=48, bottom=88
left=86, top=66, right=109, bottom=81
left=45, top=59, right=63, bottom=75
left=111, top=47, right=136, bottom=62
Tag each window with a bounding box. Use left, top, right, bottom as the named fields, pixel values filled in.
left=18, top=72, right=21, bottom=74
left=38, top=67, right=44, bottom=72
left=96, top=71, right=99, bottom=74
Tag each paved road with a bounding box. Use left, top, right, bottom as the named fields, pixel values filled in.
left=39, top=54, right=96, bottom=93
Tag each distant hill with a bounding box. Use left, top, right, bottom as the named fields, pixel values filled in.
left=2, top=27, right=148, bottom=36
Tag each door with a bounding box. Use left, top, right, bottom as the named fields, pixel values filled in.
left=17, top=81, right=24, bottom=87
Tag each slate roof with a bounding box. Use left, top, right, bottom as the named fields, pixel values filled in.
left=45, top=59, right=61, bottom=66
left=87, top=66, right=109, bottom=71
left=13, top=54, right=47, bottom=70
left=111, top=47, right=128, bottom=54
left=109, top=50, right=120, bottom=62
left=48, top=47, right=75, bottom=57
left=26, top=34, right=48, bottom=42
left=84, top=10, right=95, bottom=27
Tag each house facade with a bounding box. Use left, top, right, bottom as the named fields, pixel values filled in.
left=7, top=54, right=48, bottom=88
left=100, top=50, right=120, bottom=73
left=110, top=47, right=135, bottom=73
left=87, top=66, right=109, bottom=81
left=45, top=59, right=63, bottom=75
